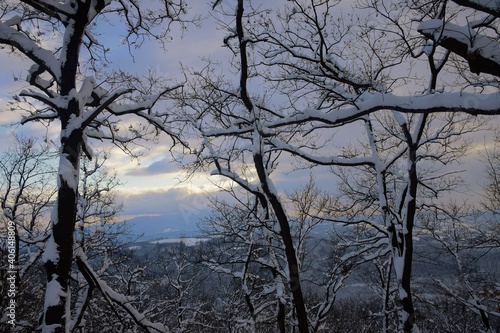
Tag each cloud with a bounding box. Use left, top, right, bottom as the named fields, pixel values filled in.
left=126, top=156, right=179, bottom=176
left=117, top=186, right=212, bottom=224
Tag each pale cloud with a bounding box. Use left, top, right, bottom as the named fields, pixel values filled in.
left=126, top=156, right=179, bottom=176
left=117, top=186, right=211, bottom=226
left=118, top=168, right=225, bottom=196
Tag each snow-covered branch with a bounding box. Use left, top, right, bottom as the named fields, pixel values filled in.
left=418, top=19, right=500, bottom=77
left=268, top=137, right=375, bottom=166
left=75, top=251, right=170, bottom=333
left=451, top=0, right=500, bottom=18
left=0, top=21, right=60, bottom=80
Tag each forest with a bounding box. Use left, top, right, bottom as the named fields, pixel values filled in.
left=0, top=0, right=499, bottom=332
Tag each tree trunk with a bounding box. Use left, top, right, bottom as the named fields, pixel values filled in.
left=253, top=154, right=310, bottom=333
left=43, top=129, right=82, bottom=332
left=41, top=1, right=90, bottom=330
left=399, top=142, right=418, bottom=333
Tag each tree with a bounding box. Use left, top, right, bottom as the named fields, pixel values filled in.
left=177, top=0, right=498, bottom=332
left=422, top=204, right=500, bottom=333
left=199, top=178, right=355, bottom=333
left=481, top=133, right=500, bottom=222
left=330, top=110, right=483, bottom=331
left=0, top=136, right=55, bottom=332
left=202, top=194, right=288, bottom=333
left=183, top=1, right=315, bottom=331
left=0, top=1, right=187, bottom=331
left=0, top=138, right=142, bottom=332
left=71, top=151, right=128, bottom=332
left=236, top=1, right=497, bottom=330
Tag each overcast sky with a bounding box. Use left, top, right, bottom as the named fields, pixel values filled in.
left=0, top=0, right=497, bottom=223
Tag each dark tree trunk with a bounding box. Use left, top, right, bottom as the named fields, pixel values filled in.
left=43, top=129, right=82, bottom=331
left=254, top=154, right=310, bottom=333
left=401, top=146, right=417, bottom=333
left=42, top=1, right=91, bottom=330
left=277, top=301, right=286, bottom=333
left=234, top=0, right=309, bottom=330
left=395, top=120, right=424, bottom=333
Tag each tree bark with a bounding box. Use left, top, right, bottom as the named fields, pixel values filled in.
left=393, top=119, right=424, bottom=333
left=253, top=154, right=310, bottom=333
left=401, top=145, right=417, bottom=333
left=43, top=129, right=82, bottom=332
left=42, top=1, right=90, bottom=330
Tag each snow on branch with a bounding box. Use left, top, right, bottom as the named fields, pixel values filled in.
left=418, top=19, right=500, bottom=77
left=268, top=137, right=375, bottom=167
left=80, top=87, right=133, bottom=128
left=451, top=0, right=500, bottom=18
left=0, top=21, right=61, bottom=80
left=75, top=250, right=170, bottom=333
left=210, top=166, right=262, bottom=196
left=205, top=92, right=499, bottom=138
left=269, top=92, right=500, bottom=129
left=434, top=278, right=500, bottom=319
left=107, top=91, right=171, bottom=115
left=22, top=0, right=76, bottom=20
left=19, top=89, right=63, bottom=111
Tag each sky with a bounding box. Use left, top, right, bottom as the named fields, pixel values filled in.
left=0, top=0, right=258, bottom=222
left=0, top=0, right=497, bottom=225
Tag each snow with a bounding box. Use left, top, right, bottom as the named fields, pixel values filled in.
left=212, top=93, right=497, bottom=140
left=42, top=234, right=59, bottom=263
left=3, top=15, right=21, bottom=26
left=58, top=155, right=79, bottom=191
left=365, top=118, right=388, bottom=210
left=149, top=238, right=211, bottom=246
left=0, top=21, right=61, bottom=79
left=1, top=1, right=497, bottom=331
left=418, top=19, right=500, bottom=67
left=269, top=137, right=375, bottom=166
left=210, top=166, right=262, bottom=194
left=275, top=276, right=285, bottom=303
left=77, top=76, right=96, bottom=109
left=391, top=111, right=406, bottom=127
left=26, top=64, right=54, bottom=90
left=76, top=251, right=169, bottom=332
left=111, top=92, right=162, bottom=114
left=421, top=39, right=434, bottom=57
left=273, top=222, right=281, bottom=234
left=417, top=19, right=444, bottom=33
left=393, top=255, right=404, bottom=283
left=44, top=276, right=66, bottom=308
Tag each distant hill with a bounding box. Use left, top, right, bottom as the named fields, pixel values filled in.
left=116, top=212, right=208, bottom=242
left=116, top=215, right=350, bottom=243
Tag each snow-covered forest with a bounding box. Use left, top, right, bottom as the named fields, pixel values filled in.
left=0, top=0, right=499, bottom=332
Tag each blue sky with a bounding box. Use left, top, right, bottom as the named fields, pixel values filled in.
left=0, top=1, right=229, bottom=220
left=0, top=1, right=496, bottom=223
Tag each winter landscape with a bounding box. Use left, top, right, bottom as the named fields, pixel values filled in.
left=0, top=0, right=499, bottom=332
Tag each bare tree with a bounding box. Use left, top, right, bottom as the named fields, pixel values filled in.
left=422, top=204, right=499, bottom=333
left=0, top=1, right=189, bottom=331
left=199, top=178, right=355, bottom=333
left=330, top=110, right=483, bottom=331
left=232, top=1, right=494, bottom=331
left=200, top=189, right=294, bottom=333
left=0, top=138, right=150, bottom=332
left=482, top=133, right=500, bottom=220
left=0, top=136, right=55, bottom=332
left=183, top=1, right=311, bottom=331
left=178, top=1, right=497, bottom=332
